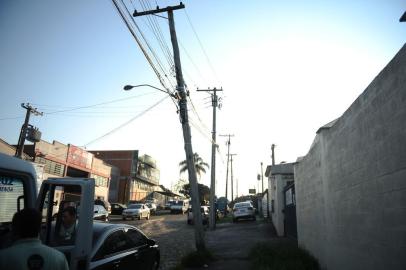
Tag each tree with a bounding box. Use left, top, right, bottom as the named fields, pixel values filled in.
left=180, top=183, right=210, bottom=204
left=179, top=153, right=209, bottom=181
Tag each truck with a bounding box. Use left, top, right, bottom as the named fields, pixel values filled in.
left=170, top=199, right=189, bottom=214
left=0, top=153, right=94, bottom=270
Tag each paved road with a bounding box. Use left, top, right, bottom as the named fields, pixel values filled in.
left=109, top=211, right=196, bottom=270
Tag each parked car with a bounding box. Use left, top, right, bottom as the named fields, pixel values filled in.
left=89, top=223, right=160, bottom=269
left=122, top=203, right=150, bottom=220
left=95, top=199, right=111, bottom=214
left=170, top=200, right=189, bottom=214
left=187, top=206, right=209, bottom=225
left=146, top=202, right=157, bottom=214
left=94, top=205, right=109, bottom=222
left=232, top=201, right=256, bottom=222
left=164, top=200, right=175, bottom=210
left=111, top=203, right=127, bottom=215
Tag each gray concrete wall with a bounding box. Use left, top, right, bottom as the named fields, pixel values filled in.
left=295, top=44, right=406, bottom=270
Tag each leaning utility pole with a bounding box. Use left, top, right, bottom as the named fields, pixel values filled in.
left=133, top=3, right=205, bottom=251
left=197, top=87, right=222, bottom=230
left=220, top=134, right=234, bottom=201
left=15, top=103, right=43, bottom=158
left=228, top=153, right=237, bottom=201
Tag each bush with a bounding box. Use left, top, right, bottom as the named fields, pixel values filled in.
left=249, top=242, right=320, bottom=270
left=181, top=249, right=214, bottom=268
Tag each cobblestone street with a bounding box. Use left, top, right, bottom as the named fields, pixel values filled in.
left=110, top=210, right=196, bottom=269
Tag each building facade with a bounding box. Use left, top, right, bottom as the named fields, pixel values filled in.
left=265, top=162, right=295, bottom=237
left=90, top=150, right=160, bottom=204
left=22, top=140, right=117, bottom=200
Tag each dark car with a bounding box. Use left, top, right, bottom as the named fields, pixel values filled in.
left=90, top=223, right=160, bottom=270
left=111, top=203, right=127, bottom=215
left=94, top=205, right=109, bottom=222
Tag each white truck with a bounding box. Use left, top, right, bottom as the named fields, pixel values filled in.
left=0, top=153, right=94, bottom=270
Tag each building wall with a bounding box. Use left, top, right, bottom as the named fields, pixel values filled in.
left=295, top=44, right=406, bottom=270
left=269, top=174, right=293, bottom=236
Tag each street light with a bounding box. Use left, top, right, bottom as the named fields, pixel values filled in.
left=123, top=84, right=178, bottom=99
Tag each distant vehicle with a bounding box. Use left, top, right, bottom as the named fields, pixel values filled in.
left=90, top=223, right=160, bottom=269
left=111, top=203, right=127, bottom=215
left=232, top=201, right=256, bottom=222
left=187, top=206, right=209, bottom=225
left=164, top=200, right=175, bottom=210
left=146, top=202, right=157, bottom=214
left=122, top=203, right=150, bottom=220
left=93, top=205, right=109, bottom=222
left=216, top=197, right=230, bottom=214
left=170, top=200, right=189, bottom=214
left=94, top=199, right=111, bottom=214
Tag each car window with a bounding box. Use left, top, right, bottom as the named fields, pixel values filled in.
left=94, top=230, right=132, bottom=260
left=0, top=176, right=25, bottom=223
left=126, top=229, right=147, bottom=247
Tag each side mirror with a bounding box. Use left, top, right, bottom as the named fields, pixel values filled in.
left=147, top=239, right=156, bottom=246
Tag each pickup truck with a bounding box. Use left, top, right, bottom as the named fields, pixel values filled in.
left=0, top=153, right=94, bottom=270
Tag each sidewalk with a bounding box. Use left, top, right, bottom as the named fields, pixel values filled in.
left=187, top=218, right=280, bottom=270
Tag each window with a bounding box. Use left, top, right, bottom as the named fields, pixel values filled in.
left=0, top=176, right=24, bottom=223
left=94, top=230, right=132, bottom=260
left=36, top=157, right=65, bottom=177
left=126, top=229, right=147, bottom=247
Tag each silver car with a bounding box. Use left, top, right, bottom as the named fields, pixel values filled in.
left=232, top=202, right=256, bottom=222
left=122, top=203, right=150, bottom=220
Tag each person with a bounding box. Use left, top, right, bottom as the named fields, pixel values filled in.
left=0, top=208, right=69, bottom=270
left=57, top=206, right=76, bottom=244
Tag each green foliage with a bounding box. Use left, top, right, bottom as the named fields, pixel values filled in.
left=179, top=153, right=209, bottom=179
left=249, top=242, right=320, bottom=270
left=179, top=183, right=210, bottom=204
left=181, top=249, right=214, bottom=268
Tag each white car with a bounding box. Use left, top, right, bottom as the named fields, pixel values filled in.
left=122, top=203, right=150, bottom=220
left=170, top=200, right=189, bottom=214
left=146, top=203, right=157, bottom=214
left=232, top=201, right=256, bottom=222
left=187, top=206, right=209, bottom=225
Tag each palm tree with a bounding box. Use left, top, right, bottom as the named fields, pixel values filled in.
left=179, top=153, right=209, bottom=181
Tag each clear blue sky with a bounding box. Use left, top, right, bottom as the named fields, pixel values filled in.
left=1, top=0, right=405, bottom=196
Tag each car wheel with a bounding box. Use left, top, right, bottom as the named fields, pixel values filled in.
left=146, top=213, right=150, bottom=220
left=253, top=216, right=256, bottom=221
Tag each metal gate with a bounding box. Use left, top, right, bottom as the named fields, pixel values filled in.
left=283, top=183, right=297, bottom=239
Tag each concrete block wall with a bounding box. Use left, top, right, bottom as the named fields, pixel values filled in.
left=295, top=44, right=406, bottom=270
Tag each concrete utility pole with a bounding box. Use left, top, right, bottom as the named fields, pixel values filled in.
left=261, top=162, right=264, bottom=193
left=133, top=3, right=206, bottom=251
left=15, top=103, right=43, bottom=158
left=228, top=153, right=237, bottom=201
left=197, top=87, right=222, bottom=230
left=271, top=144, right=276, bottom=165
left=220, top=134, right=234, bottom=201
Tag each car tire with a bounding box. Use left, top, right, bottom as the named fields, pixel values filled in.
left=138, top=215, right=141, bottom=220
left=233, top=218, right=237, bottom=223
left=253, top=216, right=256, bottom=221
left=122, top=217, right=126, bottom=221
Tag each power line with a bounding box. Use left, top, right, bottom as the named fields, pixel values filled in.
left=183, top=9, right=221, bottom=84
left=83, top=95, right=169, bottom=147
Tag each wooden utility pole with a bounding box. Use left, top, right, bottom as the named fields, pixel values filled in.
left=197, top=87, right=222, bottom=230
left=220, top=134, right=234, bottom=201
left=133, top=3, right=206, bottom=251
left=15, top=103, right=43, bottom=158
left=228, top=153, right=237, bottom=201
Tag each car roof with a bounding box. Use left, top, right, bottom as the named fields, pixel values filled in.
left=92, top=222, right=142, bottom=240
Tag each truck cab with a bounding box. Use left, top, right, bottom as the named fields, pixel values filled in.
left=0, top=153, right=94, bottom=270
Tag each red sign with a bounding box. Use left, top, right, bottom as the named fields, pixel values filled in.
left=67, top=145, right=93, bottom=169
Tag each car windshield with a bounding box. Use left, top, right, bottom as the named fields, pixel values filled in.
left=128, top=204, right=142, bottom=209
